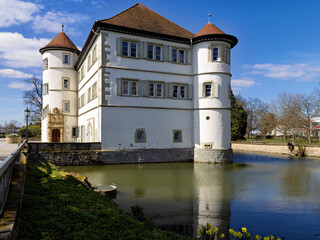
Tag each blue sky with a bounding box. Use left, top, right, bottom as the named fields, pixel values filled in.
left=1, top=0, right=320, bottom=125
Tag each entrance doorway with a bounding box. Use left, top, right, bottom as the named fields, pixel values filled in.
left=52, top=129, right=61, bottom=142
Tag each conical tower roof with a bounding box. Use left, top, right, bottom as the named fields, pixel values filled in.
left=194, top=22, right=225, bottom=37
left=40, top=32, right=80, bottom=54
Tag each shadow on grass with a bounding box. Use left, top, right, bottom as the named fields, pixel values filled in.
left=17, top=159, right=190, bottom=240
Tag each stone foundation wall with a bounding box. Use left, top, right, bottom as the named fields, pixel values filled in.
left=28, top=143, right=193, bottom=166
left=194, top=149, right=233, bottom=163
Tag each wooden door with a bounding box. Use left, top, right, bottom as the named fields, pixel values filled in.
left=52, top=129, right=60, bottom=142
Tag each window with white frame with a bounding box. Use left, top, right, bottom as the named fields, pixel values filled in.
left=205, top=83, right=212, bottom=97
left=135, top=129, right=146, bottom=143
left=122, top=79, right=138, bottom=96
left=172, top=48, right=185, bottom=63
left=148, top=82, right=163, bottom=97
left=62, top=100, right=70, bottom=112
left=43, top=58, right=48, bottom=70
left=122, top=40, right=138, bottom=58
left=42, top=105, right=49, bottom=119
left=225, top=49, right=230, bottom=64
left=148, top=45, right=162, bottom=60
left=43, top=83, right=49, bottom=95
left=63, top=53, right=70, bottom=64
left=173, top=84, right=186, bottom=99
left=212, top=47, right=219, bottom=61
left=173, top=130, right=182, bottom=142
left=62, top=78, right=69, bottom=89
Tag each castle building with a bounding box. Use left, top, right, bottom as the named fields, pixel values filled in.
left=40, top=3, right=238, bottom=163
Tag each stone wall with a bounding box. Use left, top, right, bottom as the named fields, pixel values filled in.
left=28, top=143, right=193, bottom=165
left=232, top=143, right=320, bottom=158
left=194, top=149, right=233, bottom=163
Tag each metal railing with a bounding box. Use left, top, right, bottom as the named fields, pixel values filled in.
left=0, top=140, right=26, bottom=215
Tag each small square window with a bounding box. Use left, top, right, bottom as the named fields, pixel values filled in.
left=135, top=129, right=146, bottom=143
left=173, top=130, right=182, bottom=142
left=206, top=116, right=210, bottom=120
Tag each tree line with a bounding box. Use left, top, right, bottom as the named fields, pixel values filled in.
left=231, top=87, right=320, bottom=144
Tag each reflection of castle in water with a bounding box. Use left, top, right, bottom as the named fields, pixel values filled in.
left=126, top=163, right=231, bottom=238
left=193, top=164, right=231, bottom=238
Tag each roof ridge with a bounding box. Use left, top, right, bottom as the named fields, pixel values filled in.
left=98, top=3, right=142, bottom=22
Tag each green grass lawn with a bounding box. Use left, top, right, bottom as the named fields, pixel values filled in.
left=17, top=160, right=191, bottom=240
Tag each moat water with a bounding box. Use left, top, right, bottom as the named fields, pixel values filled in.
left=63, top=152, right=320, bottom=239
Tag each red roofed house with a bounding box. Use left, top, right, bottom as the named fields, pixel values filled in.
left=40, top=3, right=238, bottom=163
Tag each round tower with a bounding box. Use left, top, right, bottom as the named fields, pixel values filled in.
left=40, top=31, right=80, bottom=142
left=192, top=21, right=238, bottom=163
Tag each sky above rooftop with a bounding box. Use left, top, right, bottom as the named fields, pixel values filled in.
left=1, top=0, right=320, bottom=124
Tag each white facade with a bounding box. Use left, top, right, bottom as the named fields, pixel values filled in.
left=40, top=5, right=237, bottom=163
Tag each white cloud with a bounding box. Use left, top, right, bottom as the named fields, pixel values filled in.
left=232, top=78, right=258, bottom=88
left=7, top=81, right=33, bottom=90
left=32, top=11, right=89, bottom=35
left=0, top=68, right=32, bottom=78
left=0, top=0, right=40, bottom=27
left=0, top=32, right=50, bottom=68
left=246, top=63, right=320, bottom=81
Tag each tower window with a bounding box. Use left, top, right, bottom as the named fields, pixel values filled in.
left=122, top=79, right=138, bottom=96
left=212, top=47, right=219, bottom=61
left=205, top=84, right=212, bottom=97
left=172, top=84, right=187, bottom=99
left=43, top=58, right=48, bottom=70
left=43, top=83, right=49, bottom=95
left=179, top=50, right=185, bottom=63
left=63, top=53, right=70, bottom=64
left=148, top=82, right=163, bottom=97
left=72, top=127, right=78, bottom=138
left=63, top=78, right=69, bottom=89
left=62, top=100, right=70, bottom=112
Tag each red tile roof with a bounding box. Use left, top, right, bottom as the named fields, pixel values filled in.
left=40, top=32, right=79, bottom=54
left=98, top=3, right=194, bottom=39
left=194, top=22, right=225, bottom=38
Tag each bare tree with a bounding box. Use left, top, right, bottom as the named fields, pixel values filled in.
left=4, top=120, right=20, bottom=135
left=244, top=98, right=268, bottom=138
left=259, top=112, right=277, bottom=140
left=23, top=76, right=42, bottom=122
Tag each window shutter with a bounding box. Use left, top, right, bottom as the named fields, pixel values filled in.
left=143, top=42, right=148, bottom=58
left=228, top=83, right=231, bottom=99
left=208, top=46, right=212, bottom=62
left=213, top=82, right=219, bottom=98
left=186, top=49, right=192, bottom=64
left=139, top=41, right=144, bottom=58
left=168, top=46, right=172, bottom=62
left=221, top=46, right=226, bottom=62
left=116, top=78, right=122, bottom=95
left=164, top=82, right=172, bottom=98
left=198, top=84, right=203, bottom=98
left=116, top=38, right=121, bottom=56
left=139, top=80, right=148, bottom=97
left=163, top=45, right=169, bottom=61
left=187, top=84, right=193, bottom=99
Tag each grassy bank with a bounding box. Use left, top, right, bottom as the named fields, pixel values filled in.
left=17, top=160, right=191, bottom=240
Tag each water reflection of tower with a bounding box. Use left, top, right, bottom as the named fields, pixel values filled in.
left=134, top=165, right=146, bottom=198
left=193, top=164, right=231, bottom=238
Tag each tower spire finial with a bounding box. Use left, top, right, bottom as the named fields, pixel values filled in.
left=62, top=24, right=64, bottom=32
left=208, top=13, right=211, bottom=23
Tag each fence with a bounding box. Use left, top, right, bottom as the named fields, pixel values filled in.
left=0, top=140, right=26, bottom=215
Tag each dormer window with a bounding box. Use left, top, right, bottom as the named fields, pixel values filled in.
left=212, top=47, right=219, bottom=61
left=63, top=53, right=70, bottom=64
